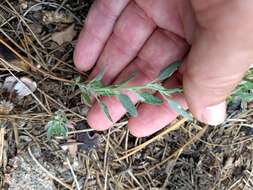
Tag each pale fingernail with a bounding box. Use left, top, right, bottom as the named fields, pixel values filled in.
left=201, top=101, right=226, bottom=125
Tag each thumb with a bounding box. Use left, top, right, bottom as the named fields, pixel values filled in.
left=183, top=28, right=252, bottom=125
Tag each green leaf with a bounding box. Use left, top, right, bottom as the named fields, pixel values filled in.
left=137, top=92, right=163, bottom=105
left=118, top=94, right=138, bottom=117
left=241, top=81, right=253, bottom=90
left=232, top=92, right=253, bottom=102
left=99, top=102, right=113, bottom=122
left=146, top=83, right=166, bottom=91
left=157, top=61, right=182, bottom=81
left=75, top=76, right=81, bottom=83
left=167, top=99, right=192, bottom=120
left=47, top=125, right=55, bottom=140
left=47, top=121, right=68, bottom=139
left=90, top=80, right=104, bottom=89
left=46, top=111, right=68, bottom=140
left=160, top=88, right=183, bottom=96
left=78, top=85, right=92, bottom=106
left=96, top=91, right=119, bottom=96
left=81, top=92, right=92, bottom=107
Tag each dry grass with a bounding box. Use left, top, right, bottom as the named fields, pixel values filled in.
left=0, top=1, right=252, bottom=190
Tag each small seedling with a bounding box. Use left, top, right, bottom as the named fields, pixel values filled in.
left=47, top=110, right=69, bottom=139
left=230, top=68, right=253, bottom=106
left=72, top=61, right=192, bottom=121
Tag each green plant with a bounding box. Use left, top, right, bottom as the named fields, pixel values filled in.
left=73, top=61, right=192, bottom=121
left=47, top=110, right=69, bottom=139
left=230, top=68, right=253, bottom=105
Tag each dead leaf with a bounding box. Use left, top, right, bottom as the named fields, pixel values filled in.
left=67, top=143, right=78, bottom=157
left=29, top=23, right=43, bottom=34
left=248, top=101, right=253, bottom=109
left=18, top=0, right=28, bottom=9
left=2, top=76, right=17, bottom=93
left=223, top=157, right=235, bottom=170
left=43, top=11, right=74, bottom=24
left=61, top=140, right=78, bottom=157
left=14, top=77, right=37, bottom=98
left=51, top=24, right=76, bottom=45
left=2, top=76, right=37, bottom=100
left=0, top=100, right=14, bottom=115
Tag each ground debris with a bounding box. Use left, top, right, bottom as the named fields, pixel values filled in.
left=0, top=44, right=30, bottom=72
left=51, top=24, right=77, bottom=45
left=0, top=1, right=252, bottom=189
left=5, top=153, right=55, bottom=190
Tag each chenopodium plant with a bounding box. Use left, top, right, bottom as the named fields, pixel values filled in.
left=47, top=110, right=69, bottom=139
left=230, top=67, right=253, bottom=105
left=73, top=61, right=192, bottom=122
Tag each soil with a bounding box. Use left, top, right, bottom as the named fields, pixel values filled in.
left=0, top=1, right=252, bottom=190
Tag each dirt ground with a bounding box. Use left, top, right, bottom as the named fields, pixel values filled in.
left=0, top=1, right=252, bottom=190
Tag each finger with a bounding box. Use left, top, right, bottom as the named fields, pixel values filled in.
left=74, top=0, right=129, bottom=71
left=89, top=1, right=156, bottom=84
left=183, top=0, right=253, bottom=125
left=87, top=29, right=189, bottom=130
left=183, top=29, right=253, bottom=125
left=135, top=0, right=196, bottom=43
left=128, top=75, right=187, bottom=137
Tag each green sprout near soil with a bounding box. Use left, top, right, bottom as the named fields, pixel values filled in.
left=47, top=110, right=68, bottom=139
left=230, top=67, right=253, bottom=106
left=73, top=61, right=192, bottom=122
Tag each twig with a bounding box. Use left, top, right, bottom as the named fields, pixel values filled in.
left=37, top=88, right=85, bottom=119
left=5, top=0, right=45, bottom=48
left=127, top=169, right=145, bottom=190
left=0, top=124, right=5, bottom=167
left=67, top=128, right=94, bottom=135
left=161, top=150, right=182, bottom=189
left=66, top=157, right=81, bottom=190
left=13, top=123, right=20, bottom=148
left=103, top=128, right=111, bottom=190
left=0, top=38, right=73, bottom=83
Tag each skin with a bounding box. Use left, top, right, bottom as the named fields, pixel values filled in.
left=74, top=0, right=253, bottom=137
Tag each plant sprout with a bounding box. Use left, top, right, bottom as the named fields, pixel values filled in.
left=230, top=67, right=253, bottom=106
left=47, top=110, right=69, bottom=139
left=72, top=61, right=192, bottom=121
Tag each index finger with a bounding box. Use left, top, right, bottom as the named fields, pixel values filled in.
left=74, top=0, right=130, bottom=71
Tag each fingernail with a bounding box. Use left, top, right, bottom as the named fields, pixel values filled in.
left=201, top=101, right=226, bottom=125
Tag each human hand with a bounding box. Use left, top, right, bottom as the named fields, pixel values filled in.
left=74, top=0, right=253, bottom=137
